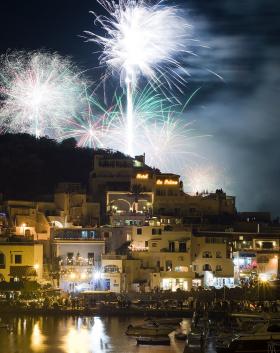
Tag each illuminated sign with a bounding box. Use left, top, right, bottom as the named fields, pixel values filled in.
left=156, top=179, right=178, bottom=186
left=136, top=173, right=149, bottom=179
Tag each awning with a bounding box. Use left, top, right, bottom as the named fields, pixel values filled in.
left=9, top=266, right=37, bottom=278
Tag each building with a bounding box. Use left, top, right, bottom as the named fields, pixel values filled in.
left=51, top=227, right=105, bottom=292
left=191, top=234, right=234, bottom=288
left=101, top=255, right=141, bottom=293
left=125, top=225, right=195, bottom=291
left=0, top=241, right=43, bottom=282
left=54, top=183, right=100, bottom=227
left=89, top=152, right=236, bottom=225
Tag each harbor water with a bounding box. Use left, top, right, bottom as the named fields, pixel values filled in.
left=0, top=315, right=191, bottom=353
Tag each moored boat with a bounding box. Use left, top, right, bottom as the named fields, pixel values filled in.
left=136, top=336, right=170, bottom=346
left=215, top=318, right=280, bottom=353
left=126, top=322, right=173, bottom=337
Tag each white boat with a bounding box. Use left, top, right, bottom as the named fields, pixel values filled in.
left=126, top=322, right=174, bottom=337
left=215, top=318, right=280, bottom=353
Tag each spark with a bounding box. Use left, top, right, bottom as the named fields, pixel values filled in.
left=58, top=83, right=206, bottom=174
left=85, top=0, right=193, bottom=155
left=59, top=92, right=112, bottom=148
left=104, top=85, right=206, bottom=173
left=184, top=163, right=229, bottom=194
left=0, top=51, right=87, bottom=138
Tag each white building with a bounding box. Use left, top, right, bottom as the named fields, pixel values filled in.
left=51, top=228, right=105, bottom=292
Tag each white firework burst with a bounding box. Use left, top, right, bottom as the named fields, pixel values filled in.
left=0, top=50, right=87, bottom=138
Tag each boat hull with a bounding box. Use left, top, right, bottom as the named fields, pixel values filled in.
left=136, top=337, right=170, bottom=346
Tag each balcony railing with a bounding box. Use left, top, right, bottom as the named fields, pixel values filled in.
left=59, top=259, right=94, bottom=267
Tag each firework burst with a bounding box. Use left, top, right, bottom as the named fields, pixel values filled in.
left=85, top=0, right=192, bottom=155
left=59, top=91, right=112, bottom=148
left=0, top=51, right=87, bottom=138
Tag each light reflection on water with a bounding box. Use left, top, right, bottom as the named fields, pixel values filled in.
left=0, top=316, right=186, bottom=353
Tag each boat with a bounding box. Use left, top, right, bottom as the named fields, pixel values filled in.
left=126, top=322, right=174, bottom=337
left=136, top=336, right=170, bottom=346
left=215, top=318, right=280, bottom=353
left=145, top=317, right=182, bottom=326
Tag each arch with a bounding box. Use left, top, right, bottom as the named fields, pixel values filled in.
left=203, top=264, right=212, bottom=271
left=110, top=199, right=132, bottom=212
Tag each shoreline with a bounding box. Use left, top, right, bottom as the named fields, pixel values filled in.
left=0, top=307, right=194, bottom=317
left=0, top=307, right=229, bottom=318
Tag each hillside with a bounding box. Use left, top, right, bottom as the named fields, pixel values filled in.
left=0, top=134, right=95, bottom=200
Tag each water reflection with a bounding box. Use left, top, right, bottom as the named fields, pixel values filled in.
left=61, top=317, right=110, bottom=353
left=0, top=316, right=186, bottom=353
left=31, top=322, right=46, bottom=352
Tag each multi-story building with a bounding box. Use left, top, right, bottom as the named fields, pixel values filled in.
left=101, top=255, right=141, bottom=293
left=51, top=227, right=105, bottom=292
left=191, top=234, right=234, bottom=288
left=89, top=152, right=236, bottom=224
left=123, top=225, right=195, bottom=291
left=0, top=240, right=43, bottom=282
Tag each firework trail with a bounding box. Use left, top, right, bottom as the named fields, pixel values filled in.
left=59, top=89, right=112, bottom=148
left=108, top=100, right=207, bottom=173
left=0, top=51, right=87, bottom=138
left=85, top=0, right=192, bottom=156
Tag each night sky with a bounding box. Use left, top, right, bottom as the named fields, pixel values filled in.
left=0, top=0, right=279, bottom=216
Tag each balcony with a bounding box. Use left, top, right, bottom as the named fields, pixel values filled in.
left=59, top=258, right=94, bottom=267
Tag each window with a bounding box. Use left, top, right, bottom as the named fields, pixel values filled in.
left=67, top=252, right=74, bottom=265
left=152, top=228, right=161, bottom=235
left=104, top=265, right=119, bottom=273
left=103, top=232, right=109, bottom=238
left=179, top=242, right=187, bottom=252
left=88, top=253, right=94, bottom=265
left=203, top=264, right=212, bottom=271
left=15, top=254, right=22, bottom=264
left=0, top=253, right=5, bottom=269
left=262, top=241, right=273, bottom=249
left=216, top=265, right=222, bottom=271
left=152, top=243, right=157, bottom=247
left=202, top=251, right=212, bottom=258
left=169, top=242, right=175, bottom=252
left=137, top=228, right=142, bottom=235
left=166, top=260, right=172, bottom=271
left=145, top=241, right=148, bottom=248
left=216, top=251, right=222, bottom=258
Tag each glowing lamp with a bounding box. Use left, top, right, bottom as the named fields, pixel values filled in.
left=70, top=272, right=76, bottom=280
